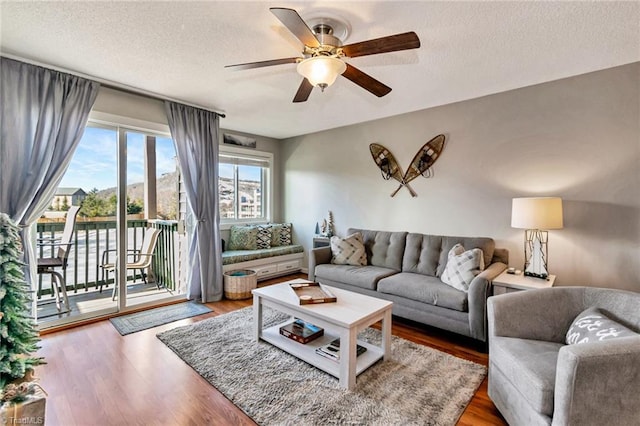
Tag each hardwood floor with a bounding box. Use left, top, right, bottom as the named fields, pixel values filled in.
left=37, top=273, right=506, bottom=425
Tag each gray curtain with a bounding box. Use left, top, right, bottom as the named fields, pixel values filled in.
left=165, top=101, right=223, bottom=302
left=0, top=57, right=100, bottom=284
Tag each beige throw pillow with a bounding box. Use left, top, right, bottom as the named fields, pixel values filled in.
left=441, top=243, right=485, bottom=292
left=330, top=233, right=367, bottom=266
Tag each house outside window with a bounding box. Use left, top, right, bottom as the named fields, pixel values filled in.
left=219, top=146, right=272, bottom=226
left=50, top=187, right=87, bottom=211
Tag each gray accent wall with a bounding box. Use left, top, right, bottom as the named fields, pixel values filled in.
left=281, top=62, right=640, bottom=292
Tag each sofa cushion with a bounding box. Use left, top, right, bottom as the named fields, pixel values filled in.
left=440, top=244, right=485, bottom=292
left=566, top=307, right=638, bottom=345
left=330, top=233, right=367, bottom=266
left=315, top=264, right=396, bottom=291
left=402, top=233, right=442, bottom=276
left=348, top=228, right=407, bottom=271
left=228, top=225, right=258, bottom=250
left=377, top=272, right=468, bottom=312
left=490, top=336, right=563, bottom=417
left=436, top=236, right=495, bottom=277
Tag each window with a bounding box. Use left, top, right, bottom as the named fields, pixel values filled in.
left=219, top=147, right=272, bottom=225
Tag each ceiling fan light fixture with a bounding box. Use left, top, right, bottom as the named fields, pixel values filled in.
left=296, top=56, right=346, bottom=91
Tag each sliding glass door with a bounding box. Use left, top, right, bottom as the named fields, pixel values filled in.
left=36, top=122, right=186, bottom=328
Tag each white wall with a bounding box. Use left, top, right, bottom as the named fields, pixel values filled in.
left=281, top=63, right=640, bottom=291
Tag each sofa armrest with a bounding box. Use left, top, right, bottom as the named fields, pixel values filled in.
left=308, top=246, right=331, bottom=281
left=488, top=287, right=585, bottom=343
left=552, top=336, right=640, bottom=426
left=467, top=261, right=507, bottom=341
left=491, top=248, right=509, bottom=265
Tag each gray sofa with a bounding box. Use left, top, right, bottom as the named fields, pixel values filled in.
left=309, top=228, right=508, bottom=342
left=488, top=287, right=640, bottom=426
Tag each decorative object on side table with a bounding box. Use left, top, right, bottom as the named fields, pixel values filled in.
left=511, top=197, right=563, bottom=279
left=319, top=211, right=335, bottom=237
left=0, top=213, right=46, bottom=425
left=492, top=270, right=556, bottom=296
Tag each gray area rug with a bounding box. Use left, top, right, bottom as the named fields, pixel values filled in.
left=110, top=302, right=212, bottom=335
left=157, top=307, right=486, bottom=425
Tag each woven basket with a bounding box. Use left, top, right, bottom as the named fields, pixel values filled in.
left=223, top=269, right=257, bottom=300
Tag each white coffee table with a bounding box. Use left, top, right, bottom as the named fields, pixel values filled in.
left=252, top=278, right=393, bottom=390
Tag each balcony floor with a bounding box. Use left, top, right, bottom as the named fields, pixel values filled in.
left=37, top=281, right=176, bottom=323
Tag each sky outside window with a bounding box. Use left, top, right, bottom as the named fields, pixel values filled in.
left=59, top=127, right=177, bottom=191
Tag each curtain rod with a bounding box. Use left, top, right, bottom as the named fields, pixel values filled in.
left=1, top=53, right=227, bottom=118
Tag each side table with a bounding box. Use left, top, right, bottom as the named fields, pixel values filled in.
left=492, top=271, right=556, bottom=296
left=313, top=236, right=330, bottom=248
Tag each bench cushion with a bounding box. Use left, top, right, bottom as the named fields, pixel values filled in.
left=377, top=272, right=468, bottom=312
left=222, top=244, right=303, bottom=265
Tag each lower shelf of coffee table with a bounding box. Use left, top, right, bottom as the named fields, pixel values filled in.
left=260, top=322, right=384, bottom=379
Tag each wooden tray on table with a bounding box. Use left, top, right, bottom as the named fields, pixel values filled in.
left=289, top=282, right=337, bottom=305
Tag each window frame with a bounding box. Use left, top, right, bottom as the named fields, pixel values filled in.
left=219, top=145, right=273, bottom=229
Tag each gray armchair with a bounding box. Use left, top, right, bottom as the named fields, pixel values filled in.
left=488, top=287, right=640, bottom=426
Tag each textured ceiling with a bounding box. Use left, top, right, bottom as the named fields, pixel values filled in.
left=1, top=1, right=639, bottom=139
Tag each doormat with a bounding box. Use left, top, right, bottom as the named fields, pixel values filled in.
left=110, top=302, right=212, bottom=335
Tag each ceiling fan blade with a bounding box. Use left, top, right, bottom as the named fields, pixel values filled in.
left=225, top=57, right=301, bottom=71
left=342, top=64, right=392, bottom=97
left=293, top=78, right=314, bottom=103
left=270, top=7, right=320, bottom=48
left=342, top=32, right=421, bottom=58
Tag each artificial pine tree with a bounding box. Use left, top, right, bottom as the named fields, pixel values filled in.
left=326, top=211, right=335, bottom=237
left=0, top=213, right=43, bottom=389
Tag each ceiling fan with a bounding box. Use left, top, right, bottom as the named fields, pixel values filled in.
left=225, top=7, right=421, bottom=103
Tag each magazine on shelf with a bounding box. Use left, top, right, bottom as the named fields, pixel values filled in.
left=315, top=338, right=367, bottom=362
left=279, top=318, right=324, bottom=344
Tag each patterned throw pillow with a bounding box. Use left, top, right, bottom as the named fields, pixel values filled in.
left=228, top=225, right=258, bottom=250
left=270, top=223, right=292, bottom=247
left=566, top=307, right=637, bottom=345
left=330, top=233, right=367, bottom=266
left=256, top=225, right=272, bottom=250
left=440, top=243, right=485, bottom=292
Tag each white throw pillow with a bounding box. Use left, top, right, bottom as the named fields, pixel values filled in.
left=330, top=233, right=367, bottom=266
left=566, top=307, right=637, bottom=345
left=441, top=243, right=485, bottom=292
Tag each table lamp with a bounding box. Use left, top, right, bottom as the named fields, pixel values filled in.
left=511, top=197, right=563, bottom=279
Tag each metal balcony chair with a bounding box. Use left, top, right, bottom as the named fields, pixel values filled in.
left=36, top=205, right=81, bottom=314
left=99, top=227, right=162, bottom=300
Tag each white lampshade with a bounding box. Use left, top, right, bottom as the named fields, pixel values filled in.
left=297, top=56, right=346, bottom=89
left=511, top=197, right=563, bottom=230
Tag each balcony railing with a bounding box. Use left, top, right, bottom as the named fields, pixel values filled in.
left=36, top=218, right=181, bottom=297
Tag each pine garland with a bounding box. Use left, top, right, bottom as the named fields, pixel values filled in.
left=0, top=213, right=44, bottom=388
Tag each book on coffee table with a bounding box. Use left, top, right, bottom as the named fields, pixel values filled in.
left=315, top=338, right=367, bottom=362
left=289, top=282, right=337, bottom=304
left=279, top=318, right=324, bottom=344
